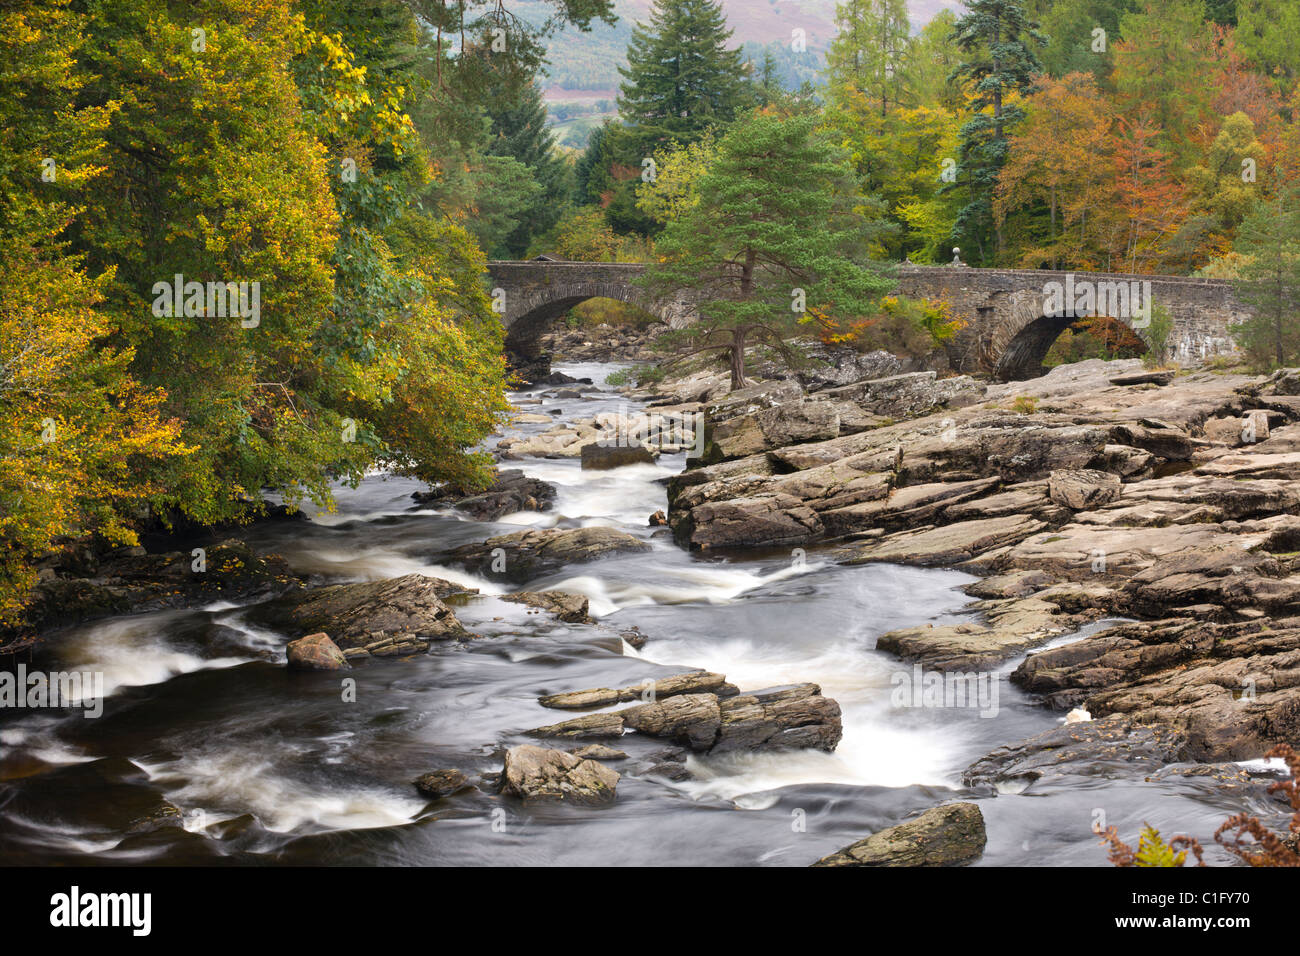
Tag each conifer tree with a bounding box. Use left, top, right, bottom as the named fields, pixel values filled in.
left=948, top=0, right=1044, bottom=264
left=617, top=0, right=750, bottom=158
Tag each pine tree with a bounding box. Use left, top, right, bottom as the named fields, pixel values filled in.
left=948, top=0, right=1044, bottom=264
left=617, top=0, right=750, bottom=158
left=643, top=111, right=894, bottom=391
left=485, top=79, right=572, bottom=257
left=1232, top=186, right=1300, bottom=368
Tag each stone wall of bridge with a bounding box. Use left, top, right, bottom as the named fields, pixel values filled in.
left=897, top=266, right=1247, bottom=379
left=487, top=261, right=1250, bottom=382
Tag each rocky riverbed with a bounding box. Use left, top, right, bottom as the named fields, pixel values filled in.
left=2, top=355, right=1297, bottom=867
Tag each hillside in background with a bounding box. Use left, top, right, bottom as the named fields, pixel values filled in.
left=532, top=0, right=960, bottom=146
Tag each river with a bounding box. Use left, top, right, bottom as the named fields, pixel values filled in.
left=0, top=362, right=1259, bottom=866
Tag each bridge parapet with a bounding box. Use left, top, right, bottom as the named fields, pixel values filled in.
left=486, top=260, right=1248, bottom=381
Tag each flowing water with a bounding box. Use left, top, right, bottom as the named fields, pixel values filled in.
left=0, top=362, right=1283, bottom=866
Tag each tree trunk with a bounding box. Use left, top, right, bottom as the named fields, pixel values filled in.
left=730, top=328, right=748, bottom=391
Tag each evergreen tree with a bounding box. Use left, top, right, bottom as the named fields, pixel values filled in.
left=617, top=0, right=750, bottom=158
left=1232, top=187, right=1300, bottom=368
left=948, top=0, right=1044, bottom=265
left=485, top=79, right=572, bottom=257
left=643, top=111, right=894, bottom=391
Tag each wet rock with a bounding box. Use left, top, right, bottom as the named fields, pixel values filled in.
left=414, top=769, right=471, bottom=798
left=581, top=443, right=656, bottom=469
left=634, top=747, right=691, bottom=781
left=447, top=526, right=651, bottom=583
left=7, top=539, right=297, bottom=647
left=813, top=803, right=986, bottom=867
left=876, top=596, right=1089, bottom=671
left=671, top=492, right=825, bottom=550
left=1011, top=615, right=1300, bottom=761
left=253, top=573, right=473, bottom=655
left=713, top=684, right=843, bottom=753
left=648, top=510, right=667, bottom=526
left=620, top=683, right=843, bottom=753
left=619, top=693, right=722, bottom=751
left=500, top=745, right=619, bottom=806
left=502, top=590, right=591, bottom=624
left=411, top=470, right=557, bottom=520
left=528, top=712, right=626, bottom=739
left=571, top=745, right=628, bottom=761
left=286, top=632, right=349, bottom=671
left=962, top=718, right=1187, bottom=788
left=620, top=627, right=648, bottom=649
left=126, top=802, right=187, bottom=835
left=539, top=671, right=738, bottom=710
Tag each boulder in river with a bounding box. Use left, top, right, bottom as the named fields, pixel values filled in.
left=813, top=802, right=987, bottom=867
left=500, top=745, right=620, bottom=806
left=539, top=670, right=738, bottom=710
left=446, top=526, right=651, bottom=584
left=413, top=769, right=472, bottom=798
left=411, top=469, right=557, bottom=520
left=581, top=442, right=656, bottom=469
left=501, top=590, right=592, bottom=623
left=253, top=573, right=473, bottom=659
left=286, top=632, right=349, bottom=671
left=530, top=680, right=842, bottom=754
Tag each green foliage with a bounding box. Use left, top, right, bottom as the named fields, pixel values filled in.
left=1038, top=0, right=1136, bottom=80
left=1236, top=0, right=1300, bottom=88
left=948, top=0, right=1045, bottom=265
left=2, top=0, right=633, bottom=625
left=1231, top=186, right=1300, bottom=368
left=644, top=109, right=895, bottom=389
left=529, top=207, right=650, bottom=261
left=1140, top=302, right=1176, bottom=368
left=484, top=79, right=574, bottom=256
left=825, top=0, right=911, bottom=118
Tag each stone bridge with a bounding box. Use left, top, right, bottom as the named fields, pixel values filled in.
left=487, top=260, right=1248, bottom=380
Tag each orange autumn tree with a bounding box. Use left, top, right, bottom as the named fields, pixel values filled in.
left=994, top=73, right=1115, bottom=270
left=1108, top=111, right=1190, bottom=273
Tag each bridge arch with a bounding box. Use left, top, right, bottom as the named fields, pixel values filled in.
left=486, top=261, right=695, bottom=377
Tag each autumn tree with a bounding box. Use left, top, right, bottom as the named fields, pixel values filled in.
left=994, top=73, right=1115, bottom=269
left=0, top=0, right=188, bottom=627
